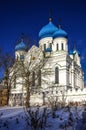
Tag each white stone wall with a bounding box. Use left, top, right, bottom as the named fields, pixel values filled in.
left=30, top=87, right=86, bottom=106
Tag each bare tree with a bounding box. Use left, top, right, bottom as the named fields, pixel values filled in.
left=46, top=86, right=67, bottom=118
left=0, top=51, right=14, bottom=105
left=8, top=42, right=48, bottom=107
left=24, top=106, right=48, bottom=130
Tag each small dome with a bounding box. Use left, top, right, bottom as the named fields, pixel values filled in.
left=73, top=49, right=80, bottom=56
left=45, top=48, right=52, bottom=52
left=78, top=51, right=80, bottom=56
left=69, top=49, right=80, bottom=56
left=39, top=21, right=58, bottom=39
left=53, top=28, right=68, bottom=38
left=15, top=41, right=26, bottom=51
left=69, top=50, right=73, bottom=55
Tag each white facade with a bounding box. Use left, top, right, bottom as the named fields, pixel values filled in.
left=9, top=20, right=85, bottom=106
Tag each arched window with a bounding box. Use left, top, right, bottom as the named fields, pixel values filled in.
left=61, top=43, right=64, bottom=50
left=38, top=70, right=41, bottom=86
left=44, top=44, right=46, bottom=51
left=20, top=55, right=24, bottom=61
left=56, top=44, right=58, bottom=51
left=50, top=43, right=52, bottom=50
left=32, top=71, right=35, bottom=86
left=55, top=67, right=59, bottom=84
left=16, top=55, right=18, bottom=61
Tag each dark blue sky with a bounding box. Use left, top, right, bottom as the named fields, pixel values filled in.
left=0, top=0, right=86, bottom=82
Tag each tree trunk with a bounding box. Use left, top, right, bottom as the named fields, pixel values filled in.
left=25, top=79, right=30, bottom=108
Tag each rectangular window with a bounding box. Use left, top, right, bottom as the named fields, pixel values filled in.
left=61, top=43, right=64, bottom=50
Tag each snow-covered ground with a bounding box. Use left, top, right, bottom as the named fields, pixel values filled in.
left=0, top=106, right=85, bottom=130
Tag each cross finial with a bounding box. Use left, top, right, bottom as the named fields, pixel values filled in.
left=58, top=18, right=62, bottom=28
left=58, top=24, right=61, bottom=29
left=74, top=40, right=77, bottom=50
left=21, top=32, right=24, bottom=42
left=49, top=9, right=52, bottom=22
left=21, top=32, right=24, bottom=39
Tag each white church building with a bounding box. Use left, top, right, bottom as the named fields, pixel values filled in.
left=9, top=18, right=86, bottom=106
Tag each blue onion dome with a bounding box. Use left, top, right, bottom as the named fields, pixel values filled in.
left=53, top=25, right=68, bottom=38
left=39, top=18, right=58, bottom=39
left=15, top=40, right=26, bottom=51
